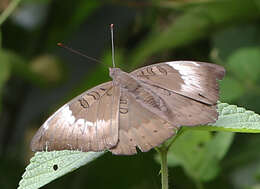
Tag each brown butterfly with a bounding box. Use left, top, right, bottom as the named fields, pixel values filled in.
left=31, top=60, right=225, bottom=155
left=31, top=25, right=225, bottom=155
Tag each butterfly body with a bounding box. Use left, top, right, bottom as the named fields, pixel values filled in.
left=31, top=61, right=225, bottom=155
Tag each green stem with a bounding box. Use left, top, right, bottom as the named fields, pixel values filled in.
left=157, top=145, right=169, bottom=189
left=166, top=128, right=184, bottom=150
left=155, top=128, right=186, bottom=189
left=0, top=0, right=22, bottom=26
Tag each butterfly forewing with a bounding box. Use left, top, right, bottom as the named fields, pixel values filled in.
left=129, top=61, right=225, bottom=127
left=31, top=82, right=120, bottom=152
left=131, top=61, right=225, bottom=105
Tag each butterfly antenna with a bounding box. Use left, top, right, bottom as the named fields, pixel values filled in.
left=110, top=24, right=115, bottom=68
left=57, top=43, right=102, bottom=64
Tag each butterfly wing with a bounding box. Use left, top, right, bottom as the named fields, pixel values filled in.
left=130, top=61, right=225, bottom=126
left=110, top=90, right=176, bottom=155
left=31, top=82, right=121, bottom=152
left=131, top=61, right=225, bottom=105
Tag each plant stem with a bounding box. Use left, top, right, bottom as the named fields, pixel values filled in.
left=0, top=0, right=22, bottom=26
left=155, top=128, right=185, bottom=189
left=166, top=128, right=184, bottom=149
left=158, top=145, right=169, bottom=189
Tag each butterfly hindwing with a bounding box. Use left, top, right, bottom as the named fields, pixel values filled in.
left=110, top=90, right=176, bottom=155
left=147, top=85, right=218, bottom=126
left=31, top=82, right=120, bottom=152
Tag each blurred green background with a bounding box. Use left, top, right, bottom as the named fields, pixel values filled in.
left=1, top=0, right=260, bottom=188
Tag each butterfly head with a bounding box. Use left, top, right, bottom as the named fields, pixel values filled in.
left=109, top=67, right=121, bottom=78
left=110, top=67, right=126, bottom=86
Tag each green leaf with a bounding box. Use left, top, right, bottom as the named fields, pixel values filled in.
left=186, top=103, right=260, bottom=133
left=211, top=24, right=259, bottom=61
left=227, top=47, right=260, bottom=83
left=129, top=0, right=260, bottom=69
left=249, top=185, right=260, bottom=189
left=219, top=76, right=245, bottom=102
left=166, top=130, right=234, bottom=182
left=18, top=151, right=105, bottom=189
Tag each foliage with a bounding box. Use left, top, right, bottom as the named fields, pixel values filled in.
left=1, top=0, right=260, bottom=189
left=18, top=151, right=104, bottom=189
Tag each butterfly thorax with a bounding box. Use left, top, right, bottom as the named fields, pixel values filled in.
left=109, top=68, right=139, bottom=91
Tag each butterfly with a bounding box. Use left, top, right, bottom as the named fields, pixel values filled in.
left=31, top=60, right=225, bottom=155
